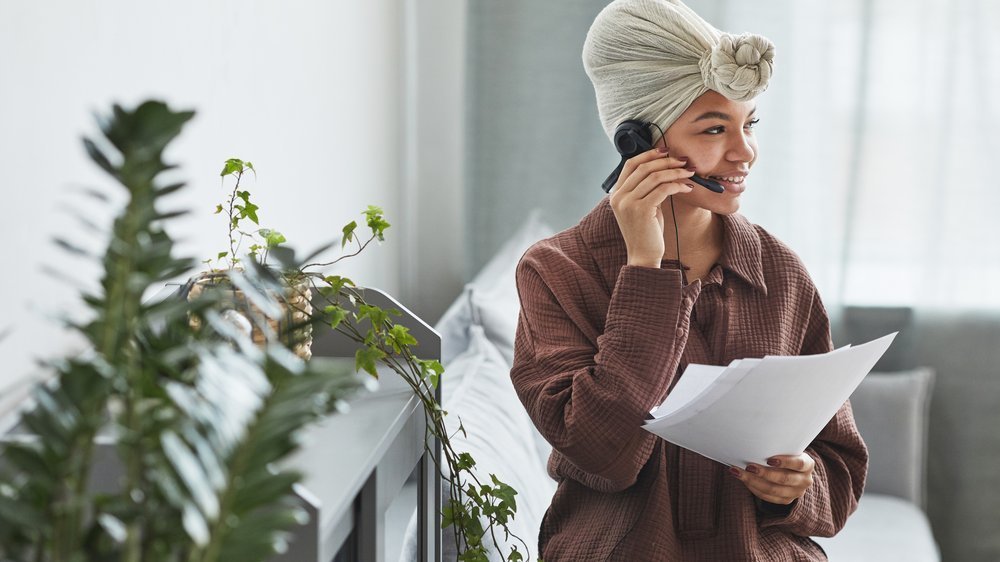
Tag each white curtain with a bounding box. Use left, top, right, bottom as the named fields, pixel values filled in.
left=710, top=0, right=1000, bottom=310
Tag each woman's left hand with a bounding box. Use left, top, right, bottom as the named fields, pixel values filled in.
left=730, top=453, right=815, bottom=505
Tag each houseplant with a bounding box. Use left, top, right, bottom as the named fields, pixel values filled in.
left=193, top=157, right=534, bottom=561
left=0, top=100, right=532, bottom=562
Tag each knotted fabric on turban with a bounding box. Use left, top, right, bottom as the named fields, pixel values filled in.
left=583, top=0, right=775, bottom=143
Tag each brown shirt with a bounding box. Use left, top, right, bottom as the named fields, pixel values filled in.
left=511, top=199, right=868, bottom=561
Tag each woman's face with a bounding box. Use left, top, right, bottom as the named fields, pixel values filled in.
left=654, top=90, right=759, bottom=215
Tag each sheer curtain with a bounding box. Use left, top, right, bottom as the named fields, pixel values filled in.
left=709, top=0, right=1000, bottom=310
left=468, top=0, right=1000, bottom=310
left=466, top=1, right=1000, bottom=561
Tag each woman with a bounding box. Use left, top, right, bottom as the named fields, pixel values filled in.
left=510, top=1, right=868, bottom=560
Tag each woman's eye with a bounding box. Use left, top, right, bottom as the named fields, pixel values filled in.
left=704, top=118, right=758, bottom=135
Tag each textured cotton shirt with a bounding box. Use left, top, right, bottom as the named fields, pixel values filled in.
left=511, top=198, right=868, bottom=561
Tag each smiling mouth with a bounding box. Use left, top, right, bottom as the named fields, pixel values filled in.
left=708, top=175, right=747, bottom=184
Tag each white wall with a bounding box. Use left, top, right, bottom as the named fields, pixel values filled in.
left=0, top=1, right=410, bottom=392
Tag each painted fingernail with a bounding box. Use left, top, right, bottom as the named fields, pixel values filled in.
left=746, top=465, right=760, bottom=475
left=684, top=166, right=697, bottom=172
left=657, top=147, right=669, bottom=154
left=729, top=467, right=741, bottom=478
left=767, top=458, right=780, bottom=467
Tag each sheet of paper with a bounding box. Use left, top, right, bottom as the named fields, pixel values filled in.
left=650, top=358, right=762, bottom=420
left=649, top=364, right=725, bottom=419
left=642, top=332, right=896, bottom=467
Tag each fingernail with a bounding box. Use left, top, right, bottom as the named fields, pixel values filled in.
left=767, top=458, right=780, bottom=467
left=746, top=465, right=759, bottom=475
left=657, top=147, right=669, bottom=154
left=729, top=467, right=741, bottom=478
left=684, top=166, right=697, bottom=172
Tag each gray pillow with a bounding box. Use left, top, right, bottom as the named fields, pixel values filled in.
left=849, top=368, right=934, bottom=506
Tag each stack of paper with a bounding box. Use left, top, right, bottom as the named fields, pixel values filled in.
left=643, top=332, right=897, bottom=467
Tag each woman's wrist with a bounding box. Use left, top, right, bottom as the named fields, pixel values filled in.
left=627, top=256, right=661, bottom=268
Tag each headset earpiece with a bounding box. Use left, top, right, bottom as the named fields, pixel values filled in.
left=602, top=120, right=654, bottom=193
left=614, top=120, right=654, bottom=158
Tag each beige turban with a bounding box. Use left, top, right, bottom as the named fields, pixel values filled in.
left=583, top=0, right=775, bottom=143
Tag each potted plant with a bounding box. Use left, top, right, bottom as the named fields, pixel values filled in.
left=0, top=100, right=532, bottom=562
left=188, top=157, right=535, bottom=561
left=185, top=157, right=314, bottom=360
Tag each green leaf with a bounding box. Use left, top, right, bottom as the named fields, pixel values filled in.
left=456, top=452, right=476, bottom=471
left=236, top=201, right=260, bottom=224
left=214, top=204, right=224, bottom=214
left=387, top=324, right=418, bottom=353
left=221, top=158, right=244, bottom=177
left=323, top=275, right=355, bottom=294
left=218, top=251, right=228, bottom=259
left=459, top=548, right=490, bottom=562
left=356, top=304, right=391, bottom=333
left=324, top=305, right=347, bottom=330
left=441, top=502, right=455, bottom=529
left=419, top=359, right=444, bottom=388
left=490, top=475, right=518, bottom=512
left=259, top=229, right=286, bottom=249
left=354, top=346, right=385, bottom=378
left=363, top=205, right=391, bottom=241
left=245, top=204, right=259, bottom=224
left=342, top=220, right=358, bottom=246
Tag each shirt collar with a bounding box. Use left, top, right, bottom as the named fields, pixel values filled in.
left=578, top=198, right=768, bottom=295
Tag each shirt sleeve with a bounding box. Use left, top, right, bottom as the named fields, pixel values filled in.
left=758, top=292, right=869, bottom=537
left=510, top=251, right=699, bottom=493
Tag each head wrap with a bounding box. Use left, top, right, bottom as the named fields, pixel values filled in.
left=583, top=0, right=775, bottom=143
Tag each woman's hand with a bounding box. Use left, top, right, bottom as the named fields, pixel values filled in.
left=730, top=453, right=816, bottom=505
left=608, top=148, right=694, bottom=268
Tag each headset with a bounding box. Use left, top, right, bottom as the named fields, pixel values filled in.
left=601, top=119, right=725, bottom=194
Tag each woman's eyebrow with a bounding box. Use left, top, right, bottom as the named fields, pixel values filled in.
left=691, top=106, right=758, bottom=122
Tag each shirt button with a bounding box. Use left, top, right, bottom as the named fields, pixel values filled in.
left=725, top=287, right=734, bottom=297
left=682, top=297, right=693, bottom=307
left=675, top=327, right=685, bottom=338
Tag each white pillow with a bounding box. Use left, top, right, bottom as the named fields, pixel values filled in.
left=446, top=326, right=554, bottom=557
left=403, top=325, right=555, bottom=562
left=434, top=210, right=553, bottom=366
left=431, top=209, right=556, bottom=515
left=470, top=279, right=522, bottom=369
left=435, top=285, right=476, bottom=371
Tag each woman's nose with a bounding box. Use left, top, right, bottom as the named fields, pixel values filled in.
left=727, top=132, right=755, bottom=163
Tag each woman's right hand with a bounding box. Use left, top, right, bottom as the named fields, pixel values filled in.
left=608, top=148, right=694, bottom=268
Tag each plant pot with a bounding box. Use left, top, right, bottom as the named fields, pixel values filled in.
left=186, top=270, right=314, bottom=360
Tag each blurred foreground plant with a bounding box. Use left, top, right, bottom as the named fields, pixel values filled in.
left=0, top=99, right=531, bottom=562
left=0, top=101, right=359, bottom=562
